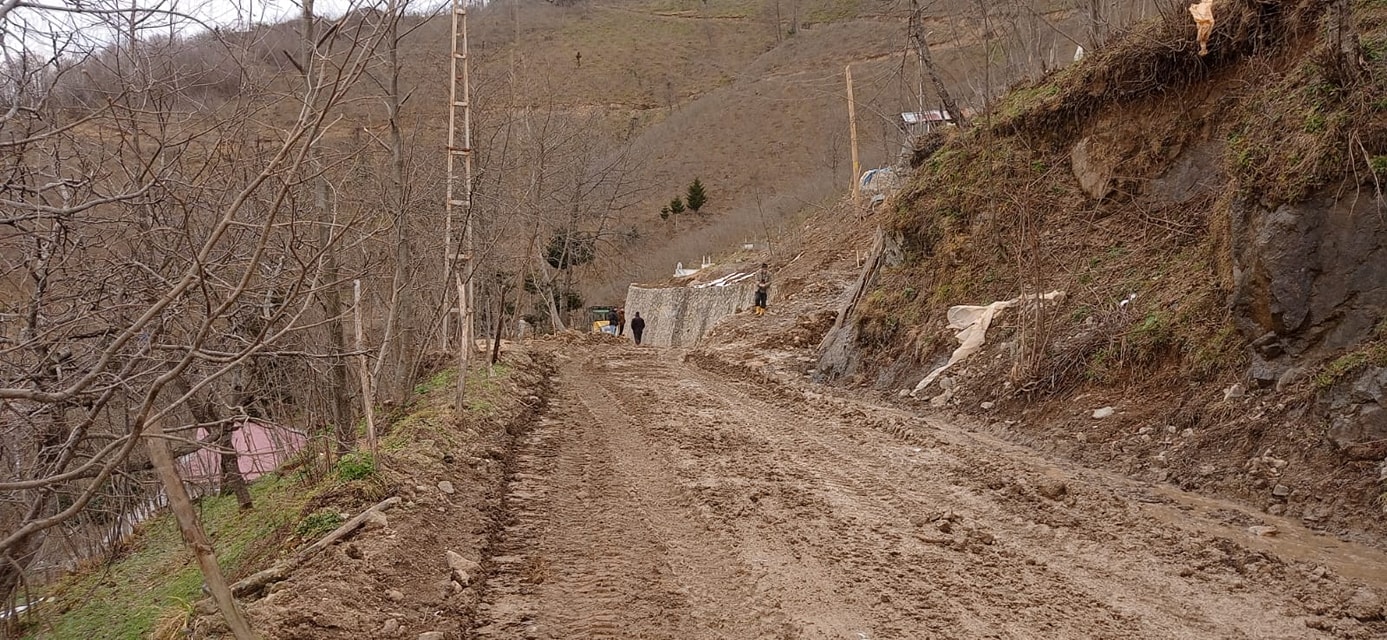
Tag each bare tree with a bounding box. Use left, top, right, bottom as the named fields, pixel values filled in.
left=0, top=0, right=389, bottom=629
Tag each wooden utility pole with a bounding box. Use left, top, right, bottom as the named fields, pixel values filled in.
left=353, top=280, right=377, bottom=456
left=446, top=0, right=476, bottom=414
left=845, top=64, right=860, bottom=205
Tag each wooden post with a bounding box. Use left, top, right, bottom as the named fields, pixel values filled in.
left=846, top=64, right=860, bottom=206
left=491, top=283, right=506, bottom=366
left=145, top=424, right=256, bottom=639
left=353, top=279, right=377, bottom=456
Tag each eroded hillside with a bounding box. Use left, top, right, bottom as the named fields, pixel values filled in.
left=816, top=0, right=1387, bottom=538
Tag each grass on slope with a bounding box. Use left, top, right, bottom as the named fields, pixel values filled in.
left=29, top=475, right=305, bottom=639
left=24, top=362, right=519, bottom=640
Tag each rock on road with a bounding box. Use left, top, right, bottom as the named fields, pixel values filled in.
left=472, top=345, right=1387, bottom=639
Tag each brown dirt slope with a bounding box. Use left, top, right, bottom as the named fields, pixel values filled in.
left=704, top=0, right=1387, bottom=546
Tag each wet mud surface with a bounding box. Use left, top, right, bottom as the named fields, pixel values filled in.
left=472, top=346, right=1387, bottom=639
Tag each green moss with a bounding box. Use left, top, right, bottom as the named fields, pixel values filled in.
left=1313, top=342, right=1387, bottom=390
left=295, top=509, right=346, bottom=538
left=335, top=451, right=376, bottom=482
left=414, top=368, right=456, bottom=395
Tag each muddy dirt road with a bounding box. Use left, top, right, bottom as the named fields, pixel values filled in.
left=472, top=346, right=1387, bottom=639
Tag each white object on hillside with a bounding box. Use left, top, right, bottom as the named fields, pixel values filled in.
left=674, top=256, right=715, bottom=278
left=695, top=271, right=756, bottom=288
left=911, top=290, right=1066, bottom=396
left=1074, top=45, right=1085, bottom=62
left=0, top=598, right=53, bottom=621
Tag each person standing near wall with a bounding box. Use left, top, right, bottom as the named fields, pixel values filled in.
left=630, top=312, right=646, bottom=345
left=754, top=263, right=771, bottom=316
left=616, top=307, right=626, bottom=336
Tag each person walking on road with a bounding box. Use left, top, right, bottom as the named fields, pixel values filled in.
left=753, top=263, right=771, bottom=316
left=630, top=312, right=646, bottom=345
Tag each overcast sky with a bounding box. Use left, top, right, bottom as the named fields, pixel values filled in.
left=3, top=0, right=449, bottom=55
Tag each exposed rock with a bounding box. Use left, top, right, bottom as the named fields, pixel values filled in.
left=1143, top=140, right=1219, bottom=204
left=1230, top=192, right=1387, bottom=358
left=1248, top=355, right=1288, bottom=388
left=1036, top=479, right=1068, bottom=500
left=446, top=550, right=481, bottom=585
left=1137, top=426, right=1155, bottom=435
left=1328, top=402, right=1387, bottom=460
left=1092, top=406, right=1115, bottom=419
left=1271, top=484, right=1291, bottom=498
left=1223, top=383, right=1246, bottom=401
left=418, top=633, right=446, bottom=640
left=1247, top=525, right=1279, bottom=537
left=1070, top=137, right=1113, bottom=200
left=980, top=401, right=995, bottom=410
left=1251, top=332, right=1285, bottom=359
left=1344, top=588, right=1384, bottom=622
left=437, top=481, right=456, bottom=495
left=363, top=510, right=388, bottom=531
left=1351, top=367, right=1387, bottom=404
left=381, top=618, right=401, bottom=635
left=1275, top=367, right=1304, bottom=392
left=385, top=589, right=405, bottom=602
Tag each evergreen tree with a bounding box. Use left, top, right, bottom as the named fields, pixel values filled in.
left=659, top=205, right=671, bottom=221
left=669, top=197, right=686, bottom=216
left=685, top=178, right=707, bottom=213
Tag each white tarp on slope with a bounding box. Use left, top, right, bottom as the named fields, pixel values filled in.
left=910, top=290, right=1066, bottom=396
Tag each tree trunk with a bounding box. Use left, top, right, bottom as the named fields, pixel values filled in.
left=1087, top=0, right=1104, bottom=49
left=176, top=375, right=253, bottom=510
left=216, top=424, right=253, bottom=510
left=302, top=0, right=354, bottom=456
left=1329, top=0, right=1358, bottom=73
left=910, top=1, right=967, bottom=130
left=378, top=0, right=415, bottom=406
left=145, top=421, right=256, bottom=639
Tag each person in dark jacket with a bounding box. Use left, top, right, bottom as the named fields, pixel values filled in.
left=630, top=312, right=646, bottom=345
left=616, top=308, right=626, bottom=336
left=754, top=263, right=771, bottom=315
left=606, top=308, right=619, bottom=334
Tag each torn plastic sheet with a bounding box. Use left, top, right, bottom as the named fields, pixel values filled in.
left=1189, top=0, right=1215, bottom=56
left=910, top=290, right=1067, bottom=397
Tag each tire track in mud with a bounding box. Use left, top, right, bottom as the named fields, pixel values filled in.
left=685, top=351, right=1387, bottom=638
left=473, top=346, right=1386, bottom=639
left=609, top=357, right=1143, bottom=639
left=472, top=357, right=780, bottom=639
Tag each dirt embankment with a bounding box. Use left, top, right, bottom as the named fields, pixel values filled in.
left=184, top=348, right=555, bottom=639
left=766, top=1, right=1387, bottom=542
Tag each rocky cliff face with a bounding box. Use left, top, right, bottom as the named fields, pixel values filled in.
left=1230, top=190, right=1387, bottom=458
left=1232, top=190, right=1386, bottom=366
